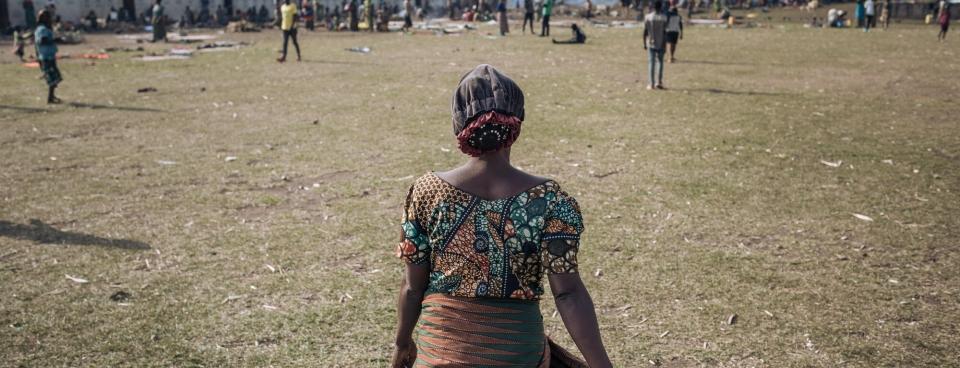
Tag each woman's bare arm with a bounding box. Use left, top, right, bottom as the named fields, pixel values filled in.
left=391, top=264, right=429, bottom=367
left=548, top=273, right=613, bottom=368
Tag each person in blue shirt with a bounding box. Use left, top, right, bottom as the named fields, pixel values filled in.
left=35, top=9, right=62, bottom=104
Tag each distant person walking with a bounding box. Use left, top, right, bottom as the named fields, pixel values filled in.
left=880, top=0, right=891, bottom=29
left=348, top=0, right=359, bottom=31
left=498, top=0, right=509, bottom=35
left=938, top=0, right=950, bottom=41
left=864, top=0, right=875, bottom=31
left=665, top=1, right=683, bottom=62
left=402, top=0, right=413, bottom=31
left=35, top=10, right=62, bottom=104
left=522, top=0, right=536, bottom=34
left=364, top=0, right=373, bottom=31
left=855, top=0, right=865, bottom=28
left=278, top=0, right=301, bottom=62
left=643, top=0, right=668, bottom=90
left=540, top=0, right=553, bottom=37
left=23, top=0, right=37, bottom=28
left=151, top=0, right=166, bottom=42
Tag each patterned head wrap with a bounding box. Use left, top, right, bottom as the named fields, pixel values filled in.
left=451, top=65, right=525, bottom=156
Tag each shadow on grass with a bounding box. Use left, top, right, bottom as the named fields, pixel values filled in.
left=686, top=88, right=787, bottom=96
left=0, top=219, right=151, bottom=250
left=68, top=102, right=164, bottom=112
left=680, top=59, right=755, bottom=66
left=0, top=105, right=50, bottom=113
left=1, top=103, right=164, bottom=113
left=299, top=59, right=378, bottom=66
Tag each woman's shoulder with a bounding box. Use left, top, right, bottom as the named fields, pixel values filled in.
left=407, top=172, right=458, bottom=201
left=411, top=171, right=445, bottom=187
left=538, top=179, right=577, bottom=202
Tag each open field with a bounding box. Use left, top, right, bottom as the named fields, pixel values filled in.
left=2, top=17, right=959, bottom=367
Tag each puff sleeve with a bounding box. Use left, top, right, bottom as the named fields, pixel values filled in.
left=397, top=184, right=431, bottom=266
left=540, top=190, right=583, bottom=274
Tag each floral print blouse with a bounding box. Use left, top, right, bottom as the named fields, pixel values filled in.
left=397, top=173, right=583, bottom=301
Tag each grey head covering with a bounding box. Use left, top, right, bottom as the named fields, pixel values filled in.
left=451, top=64, right=525, bottom=135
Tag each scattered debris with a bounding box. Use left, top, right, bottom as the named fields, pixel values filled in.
left=102, top=46, right=144, bottom=53
left=346, top=46, right=371, bottom=54
left=109, top=290, right=131, bottom=302
left=881, top=159, right=894, bottom=165
left=169, top=48, right=194, bottom=57
left=74, top=53, right=109, bottom=60
left=592, top=169, right=621, bottom=178
left=135, top=54, right=191, bottom=62
left=227, top=21, right=262, bottom=33
left=221, top=294, right=244, bottom=304
left=727, top=314, right=738, bottom=325
left=804, top=334, right=816, bottom=351
left=137, top=87, right=158, bottom=93
left=265, top=264, right=277, bottom=273
left=262, top=304, right=278, bottom=310
left=197, top=41, right=248, bottom=52
left=594, top=268, right=603, bottom=278
left=888, top=279, right=900, bottom=284
left=58, top=31, right=85, bottom=44
left=764, top=310, right=774, bottom=317
left=852, top=213, right=874, bottom=222
left=659, top=330, right=671, bottom=338
left=820, top=160, right=842, bottom=168
left=689, top=19, right=726, bottom=25
left=65, top=274, right=89, bottom=283
left=156, top=160, right=177, bottom=165
left=611, top=305, right=633, bottom=316
left=225, top=156, right=238, bottom=162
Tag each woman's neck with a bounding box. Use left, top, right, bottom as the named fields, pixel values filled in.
left=463, top=150, right=513, bottom=174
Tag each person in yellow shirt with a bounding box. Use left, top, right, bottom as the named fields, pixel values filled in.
left=278, top=0, right=301, bottom=62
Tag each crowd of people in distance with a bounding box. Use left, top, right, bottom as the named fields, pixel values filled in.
left=7, top=0, right=954, bottom=105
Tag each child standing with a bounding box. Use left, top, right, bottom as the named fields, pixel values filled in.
left=938, top=0, right=951, bottom=42
left=665, top=1, right=683, bottom=63
left=12, top=26, right=28, bottom=62
left=35, top=10, right=62, bottom=104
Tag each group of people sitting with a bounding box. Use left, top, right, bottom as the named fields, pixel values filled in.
left=179, top=5, right=273, bottom=28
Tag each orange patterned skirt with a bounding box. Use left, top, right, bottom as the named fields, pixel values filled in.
left=412, top=294, right=587, bottom=367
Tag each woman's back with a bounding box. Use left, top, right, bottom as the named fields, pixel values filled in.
left=391, top=64, right=610, bottom=368
left=398, top=172, right=583, bottom=301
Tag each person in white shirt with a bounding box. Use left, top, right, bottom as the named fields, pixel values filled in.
left=665, top=1, right=683, bottom=63
left=864, top=0, right=875, bottom=32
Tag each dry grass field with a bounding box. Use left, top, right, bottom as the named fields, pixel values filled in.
left=1, top=12, right=959, bottom=367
